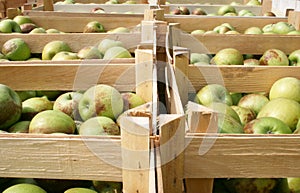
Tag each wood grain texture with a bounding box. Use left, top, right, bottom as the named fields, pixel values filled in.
left=184, top=134, right=300, bottom=178
left=0, top=62, right=136, bottom=91
left=0, top=133, right=122, bottom=181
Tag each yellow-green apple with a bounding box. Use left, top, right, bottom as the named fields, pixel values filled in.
left=263, top=11, right=276, bottom=17
left=3, top=183, right=47, bottom=193
left=83, top=21, right=105, bottom=33
left=259, top=49, right=289, bottom=66
left=46, top=28, right=63, bottom=34
left=238, top=93, right=269, bottom=115
left=0, top=84, right=22, bottom=130
left=212, top=48, right=244, bottom=65
left=0, top=19, right=21, bottom=33
left=78, top=84, right=124, bottom=121
left=287, top=30, right=300, bottom=35
left=29, top=27, right=47, bottom=34
left=121, top=92, right=146, bottom=111
left=179, top=6, right=190, bottom=15
left=243, top=117, right=292, bottom=134
left=262, top=24, right=274, bottom=33
left=13, top=15, right=33, bottom=25
left=78, top=116, right=120, bottom=135
left=257, top=97, right=300, bottom=131
left=51, top=51, right=79, bottom=61
left=243, top=58, right=260, bottom=66
left=103, top=46, right=132, bottom=59
left=2, top=38, right=31, bottom=61
left=21, top=96, right=53, bottom=121
left=244, top=26, right=263, bottom=34
left=217, top=5, right=237, bottom=15
left=214, top=110, right=244, bottom=133
left=93, top=181, right=122, bottom=193
left=230, top=92, right=243, bottom=105
left=238, top=9, right=251, bottom=16
left=192, top=8, right=207, bottom=15
left=289, top=49, right=300, bottom=66
left=287, top=178, right=300, bottom=193
left=77, top=46, right=103, bottom=59
left=190, top=53, right=211, bottom=65
left=246, top=0, right=261, bottom=5
left=108, top=27, right=130, bottom=33
left=213, top=25, right=231, bottom=34
left=8, top=120, right=30, bottom=133
left=195, top=84, right=233, bottom=106
left=272, top=21, right=296, bottom=34
left=29, top=110, right=75, bottom=134
left=16, top=90, right=36, bottom=101
left=42, top=40, right=71, bottom=60
left=209, top=102, right=241, bottom=123
left=190, top=29, right=206, bottom=35
left=231, top=105, right=256, bottom=126
left=53, top=91, right=83, bottom=120
left=269, top=77, right=300, bottom=102
left=123, top=0, right=136, bottom=4
left=223, top=178, right=279, bottom=193
left=64, top=188, right=97, bottom=193
left=97, top=39, right=124, bottom=55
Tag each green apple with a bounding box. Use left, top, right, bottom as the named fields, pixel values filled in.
left=8, top=120, right=30, bottom=133
left=0, top=84, right=22, bottom=130
left=13, top=15, right=33, bottom=25
left=0, top=19, right=21, bottom=33
left=78, top=116, right=120, bottom=135
left=217, top=5, right=236, bottom=15
left=262, top=24, right=274, bottom=33
left=223, top=178, right=279, bottom=193
left=53, top=91, right=83, bottom=120
left=16, top=90, right=36, bottom=101
left=216, top=112, right=244, bottom=133
left=209, top=102, right=241, bottom=123
left=257, top=98, right=300, bottom=131
left=83, top=21, right=105, bottom=33
left=238, top=93, right=269, bottom=115
left=52, top=51, right=79, bottom=61
left=103, top=46, right=132, bottom=60
left=238, top=9, right=251, bottom=16
left=223, top=12, right=237, bottom=16
left=289, top=49, right=300, bottom=66
left=108, top=27, right=130, bottom=34
left=190, top=29, right=206, bottom=35
left=269, top=77, right=300, bottom=102
left=3, top=183, right=46, bottom=193
left=246, top=0, right=261, bottom=5
left=244, top=26, right=263, bottom=34
left=212, top=48, right=244, bottom=65
left=123, top=0, right=136, bottom=4
left=93, top=181, right=122, bottom=193
left=29, top=27, right=47, bottom=34
left=259, top=49, right=289, bottom=66
left=21, top=96, right=53, bottom=121
left=230, top=92, right=243, bottom=105
left=121, top=92, right=146, bottom=111
left=64, top=188, right=97, bottom=193
left=29, top=110, right=76, bottom=134
left=243, top=58, right=260, bottom=66
left=77, top=46, right=103, bottom=59
left=231, top=105, right=256, bottom=126
left=46, top=28, right=63, bottom=33
left=272, top=21, right=296, bottom=34
left=243, top=117, right=292, bottom=134
left=42, top=40, right=71, bottom=60
left=97, top=39, right=124, bottom=55
left=287, top=178, right=300, bottom=193
left=190, top=53, right=211, bottom=65
left=195, top=84, right=232, bottom=106
left=78, top=84, right=124, bottom=121
left=287, top=30, right=300, bottom=35
left=2, top=38, right=31, bottom=61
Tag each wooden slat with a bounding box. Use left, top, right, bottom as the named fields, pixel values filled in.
left=180, top=33, right=300, bottom=54
left=184, top=134, right=300, bottom=178
left=0, top=63, right=136, bottom=91
left=165, top=0, right=245, bottom=4
left=0, top=133, right=122, bottom=181
left=0, top=33, right=141, bottom=53
left=187, top=66, right=300, bottom=93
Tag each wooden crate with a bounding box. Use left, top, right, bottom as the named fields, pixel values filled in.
left=147, top=10, right=300, bottom=193
left=165, top=0, right=247, bottom=5
left=0, top=0, right=29, bottom=18
left=0, top=27, right=157, bottom=192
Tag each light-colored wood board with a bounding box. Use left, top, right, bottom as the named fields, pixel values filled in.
left=164, top=16, right=287, bottom=32
left=52, top=0, right=148, bottom=4
left=164, top=4, right=262, bottom=15
left=22, top=12, right=144, bottom=32
left=184, top=134, right=300, bottom=178
left=179, top=33, right=300, bottom=55
left=187, top=66, right=300, bottom=93
left=0, top=33, right=141, bottom=53
left=0, top=63, right=136, bottom=91
left=0, top=133, right=122, bottom=181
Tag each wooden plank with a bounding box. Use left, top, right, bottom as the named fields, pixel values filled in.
left=165, top=0, right=245, bottom=4
left=164, top=16, right=287, bottom=33
left=184, top=134, right=300, bottom=178
left=0, top=33, right=141, bottom=53
left=22, top=12, right=144, bottom=32
left=0, top=133, right=122, bottom=181
left=288, top=11, right=300, bottom=30
left=0, top=63, right=136, bottom=91
left=187, top=66, right=300, bottom=93
left=158, top=114, right=185, bottom=193
left=180, top=33, right=300, bottom=55
left=185, top=178, right=214, bottom=193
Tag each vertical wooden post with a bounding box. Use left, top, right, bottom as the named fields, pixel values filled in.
left=288, top=11, right=300, bottom=30
left=261, top=0, right=273, bottom=15
left=6, top=8, right=19, bottom=19
left=43, top=0, right=54, bottom=11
